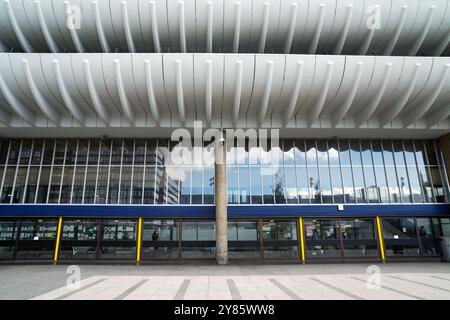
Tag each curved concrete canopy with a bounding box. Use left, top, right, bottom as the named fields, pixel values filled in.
left=0, top=0, right=449, bottom=56
left=1, top=53, right=450, bottom=135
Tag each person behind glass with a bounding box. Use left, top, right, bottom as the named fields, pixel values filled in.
left=419, top=225, right=434, bottom=254
left=152, top=230, right=159, bottom=250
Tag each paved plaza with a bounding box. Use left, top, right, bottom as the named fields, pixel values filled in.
left=1, top=263, right=450, bottom=300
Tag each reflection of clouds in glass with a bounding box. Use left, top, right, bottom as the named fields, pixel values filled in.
left=305, top=147, right=340, bottom=163
left=166, top=166, right=190, bottom=182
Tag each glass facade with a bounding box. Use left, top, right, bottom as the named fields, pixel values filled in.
left=0, top=138, right=448, bottom=205
left=228, top=138, right=449, bottom=204
left=0, top=217, right=448, bottom=261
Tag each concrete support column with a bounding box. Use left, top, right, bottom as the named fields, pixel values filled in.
left=215, top=137, right=228, bottom=265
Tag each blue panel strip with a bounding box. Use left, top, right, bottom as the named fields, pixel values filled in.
left=0, top=204, right=449, bottom=218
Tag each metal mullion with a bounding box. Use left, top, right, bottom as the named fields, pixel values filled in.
left=390, top=140, right=403, bottom=204
left=10, top=139, right=23, bottom=204
left=292, top=139, right=299, bottom=204
left=346, top=139, right=357, bottom=204
left=68, top=139, right=78, bottom=204
left=422, top=140, right=437, bottom=202
left=336, top=139, right=346, bottom=204
left=34, top=139, right=45, bottom=204
left=358, top=140, right=369, bottom=204
left=248, top=143, right=253, bottom=205
left=0, top=140, right=11, bottom=200
left=434, top=140, right=450, bottom=202
left=303, top=139, right=311, bottom=204
left=272, top=142, right=276, bottom=204
left=59, top=139, right=70, bottom=204
left=326, top=140, right=334, bottom=204
left=93, top=140, right=102, bottom=204
left=369, top=140, right=381, bottom=204
left=411, top=140, right=426, bottom=203
left=189, top=164, right=193, bottom=205
left=401, top=140, right=414, bottom=203
left=105, top=139, right=113, bottom=203
left=81, top=139, right=90, bottom=204
left=281, top=140, right=288, bottom=204
left=237, top=146, right=241, bottom=204
left=118, top=139, right=125, bottom=203
left=153, top=139, right=159, bottom=205
left=259, top=143, right=265, bottom=204
left=130, top=139, right=136, bottom=205
left=21, top=139, right=34, bottom=203
left=165, top=139, right=169, bottom=205
left=141, top=139, right=147, bottom=205
left=314, top=140, right=322, bottom=204
left=46, top=139, right=57, bottom=204
left=202, top=157, right=205, bottom=205
left=379, top=140, right=391, bottom=203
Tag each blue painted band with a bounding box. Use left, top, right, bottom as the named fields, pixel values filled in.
left=0, top=204, right=449, bottom=218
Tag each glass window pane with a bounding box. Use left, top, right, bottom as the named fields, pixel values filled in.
left=416, top=218, right=440, bottom=256
left=296, top=165, right=309, bottom=204
left=361, top=141, right=378, bottom=203
left=304, top=219, right=340, bottom=258
left=382, top=218, right=420, bottom=257
left=84, top=166, right=97, bottom=204
left=294, top=139, right=306, bottom=165
left=273, top=166, right=285, bottom=204
left=24, top=166, right=39, bottom=203
left=12, top=166, right=27, bottom=203
left=48, top=166, right=62, bottom=203
left=64, top=139, right=76, bottom=165
left=166, top=166, right=179, bottom=204
left=250, top=165, right=262, bottom=204
left=36, top=167, right=50, bottom=203
left=88, top=139, right=100, bottom=165
left=262, top=165, right=274, bottom=204
left=191, top=166, right=202, bottom=204
left=143, top=166, right=156, bottom=204
left=131, top=166, right=144, bottom=204
left=404, top=141, right=424, bottom=203
left=203, top=166, right=214, bottom=204
left=0, top=140, right=9, bottom=164
left=134, top=139, right=145, bottom=165
left=119, top=166, right=132, bottom=204
left=284, top=166, right=298, bottom=204
left=228, top=165, right=238, bottom=204
left=111, top=139, right=123, bottom=165
left=283, top=140, right=295, bottom=166
left=7, top=140, right=21, bottom=164
left=107, top=166, right=120, bottom=204
left=122, top=139, right=134, bottom=165
left=76, top=140, right=88, bottom=165
left=72, top=166, right=86, bottom=204
left=239, top=166, right=251, bottom=204
left=179, top=167, right=191, bottom=205
left=95, top=166, right=108, bottom=204
left=60, top=166, right=74, bottom=203
left=100, top=139, right=112, bottom=165
left=19, top=139, right=32, bottom=165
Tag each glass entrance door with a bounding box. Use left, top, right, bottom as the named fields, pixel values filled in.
left=261, top=220, right=299, bottom=260
left=304, top=219, right=341, bottom=259
left=59, top=219, right=98, bottom=260
left=303, top=218, right=379, bottom=260
left=382, top=217, right=442, bottom=259
left=228, top=221, right=260, bottom=259
left=340, top=219, right=379, bottom=258
left=0, top=220, right=18, bottom=260
left=141, top=219, right=180, bottom=260
left=16, top=219, right=58, bottom=260
left=181, top=221, right=216, bottom=259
